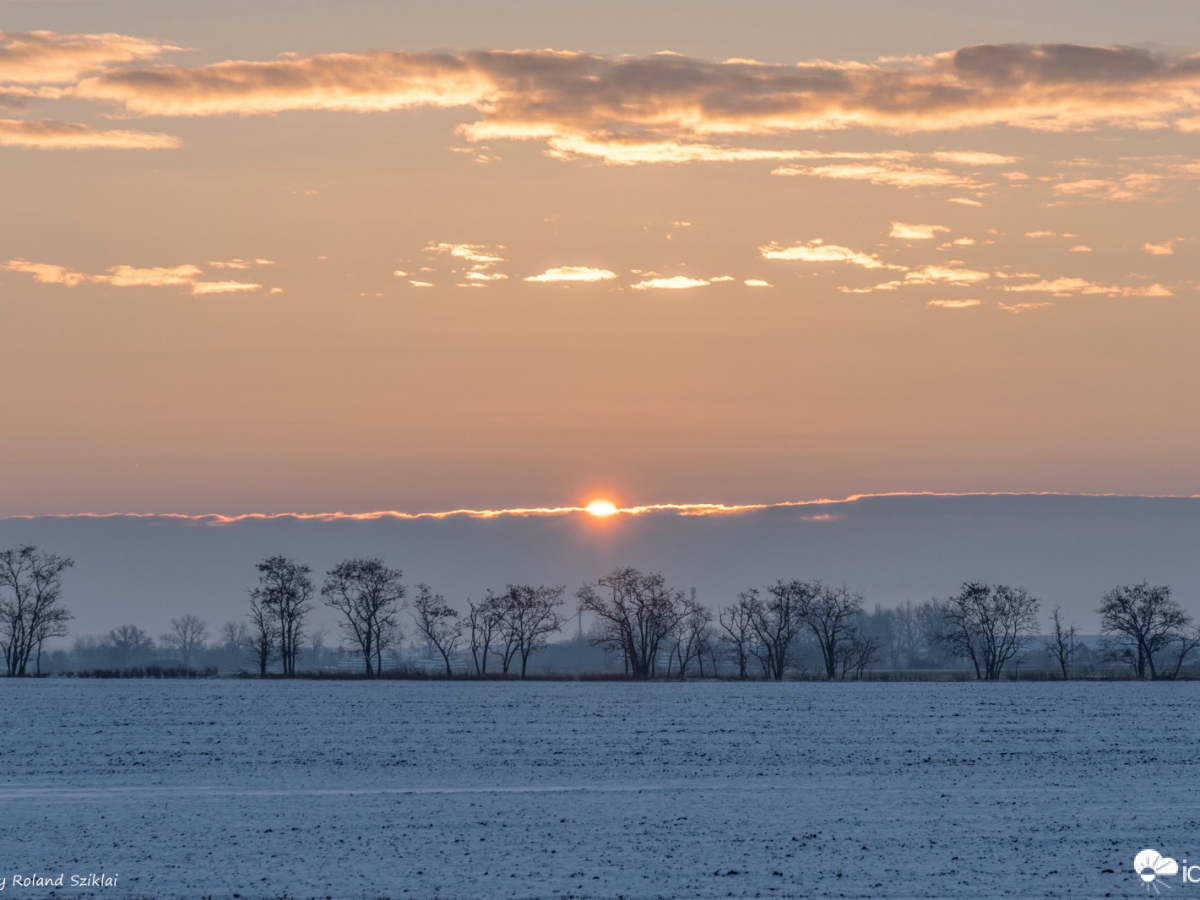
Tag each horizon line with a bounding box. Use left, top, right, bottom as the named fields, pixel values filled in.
left=4, top=490, right=1199, bottom=525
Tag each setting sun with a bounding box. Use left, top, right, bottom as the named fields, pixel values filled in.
left=585, top=499, right=619, bottom=517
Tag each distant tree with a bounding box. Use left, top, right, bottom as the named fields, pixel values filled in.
left=937, top=583, right=1040, bottom=681
left=746, top=579, right=819, bottom=681
left=106, top=624, right=155, bottom=669
left=494, top=584, right=565, bottom=679
left=250, top=556, right=314, bottom=676
left=321, top=558, right=407, bottom=676
left=307, top=624, right=330, bottom=670
left=161, top=615, right=209, bottom=669
left=412, top=584, right=463, bottom=676
left=466, top=595, right=505, bottom=676
left=837, top=627, right=878, bottom=680
left=805, top=584, right=866, bottom=681
left=670, top=590, right=713, bottom=679
left=718, top=596, right=756, bottom=679
left=891, top=601, right=924, bottom=669
left=1044, top=606, right=1078, bottom=680
left=1163, top=627, right=1200, bottom=680
left=576, top=568, right=684, bottom=678
left=245, top=596, right=277, bottom=677
left=1098, top=582, right=1190, bottom=680
left=218, top=620, right=250, bottom=671
left=0, top=545, right=75, bottom=677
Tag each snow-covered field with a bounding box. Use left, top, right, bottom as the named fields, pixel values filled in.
left=0, top=680, right=1193, bottom=899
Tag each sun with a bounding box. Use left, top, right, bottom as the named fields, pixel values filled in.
left=585, top=499, right=619, bottom=517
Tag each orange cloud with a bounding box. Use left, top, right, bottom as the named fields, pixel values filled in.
left=1000, top=277, right=1173, bottom=297
left=0, top=117, right=179, bottom=150
left=630, top=275, right=711, bottom=290
left=102, top=264, right=202, bottom=287
left=69, top=43, right=1200, bottom=163
left=524, top=266, right=617, bottom=283
left=772, top=162, right=978, bottom=188
left=0, top=30, right=179, bottom=85
left=927, top=298, right=982, bottom=308
left=1143, top=240, right=1177, bottom=255
left=2, top=258, right=271, bottom=295
left=759, top=239, right=904, bottom=270
left=1, top=258, right=90, bottom=286
left=190, top=281, right=263, bottom=295
left=890, top=222, right=949, bottom=240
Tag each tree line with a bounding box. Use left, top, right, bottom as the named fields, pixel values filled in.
left=3, top=543, right=1199, bottom=680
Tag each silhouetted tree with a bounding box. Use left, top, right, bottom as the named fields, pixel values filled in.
left=576, top=568, right=683, bottom=678
left=1164, top=627, right=1200, bottom=680
left=250, top=556, right=313, bottom=676
left=806, top=584, right=866, bottom=680
left=0, top=545, right=75, bottom=677
left=412, top=584, right=463, bottom=675
left=937, top=583, right=1040, bottom=680
left=746, top=579, right=818, bottom=681
left=466, top=595, right=504, bottom=675
left=1044, top=606, right=1078, bottom=680
left=246, top=596, right=277, bottom=677
left=321, top=558, right=406, bottom=676
left=161, top=615, right=209, bottom=669
left=670, top=590, right=713, bottom=679
left=495, top=584, right=565, bottom=679
left=1098, top=582, right=1190, bottom=679
left=718, top=597, right=756, bottom=679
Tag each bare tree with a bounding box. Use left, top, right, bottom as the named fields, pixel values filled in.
left=106, top=624, right=155, bottom=669
left=576, top=568, right=684, bottom=678
left=0, top=545, right=75, bottom=677
left=670, top=590, right=713, bottom=679
left=718, top=597, right=756, bottom=679
left=1163, top=626, right=1200, bottom=680
left=1098, top=582, right=1190, bottom=680
left=805, top=583, right=865, bottom=680
left=494, top=584, right=565, bottom=679
left=307, top=624, right=329, bottom=670
left=837, top=629, right=878, bottom=680
left=1044, top=606, right=1078, bottom=680
left=246, top=596, right=277, bottom=677
left=937, top=583, right=1040, bottom=680
left=466, top=595, right=505, bottom=676
left=321, top=558, right=407, bottom=677
left=219, top=620, right=250, bottom=671
left=412, top=584, right=463, bottom=675
left=745, top=580, right=818, bottom=681
left=161, top=615, right=210, bottom=669
left=251, top=556, right=314, bottom=676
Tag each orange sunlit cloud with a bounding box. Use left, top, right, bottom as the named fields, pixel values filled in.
left=927, top=298, right=982, bottom=308
left=0, top=29, right=180, bottom=85
left=0, top=117, right=179, bottom=150
left=11, top=491, right=1199, bottom=526
left=1, top=258, right=273, bottom=294
left=524, top=266, right=618, bottom=283
left=759, top=239, right=903, bottom=270
left=999, top=277, right=1173, bottom=297
left=630, top=275, right=711, bottom=290
left=889, top=222, right=949, bottom=240
left=67, top=43, right=1200, bottom=160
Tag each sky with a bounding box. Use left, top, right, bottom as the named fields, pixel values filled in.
left=2, top=1, right=1200, bottom=520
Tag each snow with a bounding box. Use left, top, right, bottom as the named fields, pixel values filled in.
left=0, top=679, right=1192, bottom=898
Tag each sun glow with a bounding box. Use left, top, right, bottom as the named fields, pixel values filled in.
left=585, top=499, right=619, bottom=517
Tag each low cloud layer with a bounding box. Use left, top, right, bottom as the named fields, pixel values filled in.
left=57, top=40, right=1200, bottom=163
left=1, top=258, right=270, bottom=295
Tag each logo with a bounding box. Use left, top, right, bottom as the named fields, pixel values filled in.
left=1137, top=849, right=1180, bottom=893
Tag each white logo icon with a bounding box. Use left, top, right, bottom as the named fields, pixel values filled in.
left=1137, top=849, right=1179, bottom=893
